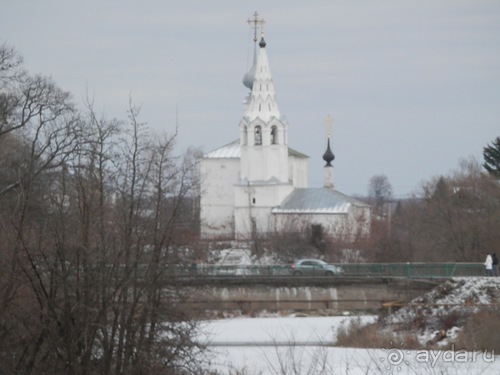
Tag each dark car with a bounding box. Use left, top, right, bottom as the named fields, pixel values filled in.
left=290, top=259, right=343, bottom=276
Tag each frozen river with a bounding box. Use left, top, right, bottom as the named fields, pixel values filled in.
left=198, top=315, right=500, bottom=375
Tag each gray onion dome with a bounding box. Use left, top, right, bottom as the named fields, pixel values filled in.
left=242, top=64, right=255, bottom=90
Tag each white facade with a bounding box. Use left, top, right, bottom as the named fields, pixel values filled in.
left=289, top=152, right=309, bottom=188
left=234, top=182, right=295, bottom=239
left=199, top=142, right=240, bottom=238
left=200, top=140, right=307, bottom=240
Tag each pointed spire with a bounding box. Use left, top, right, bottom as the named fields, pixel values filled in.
left=242, top=12, right=264, bottom=90
left=242, top=19, right=281, bottom=122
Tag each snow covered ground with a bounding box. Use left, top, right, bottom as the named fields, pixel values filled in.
left=200, top=314, right=372, bottom=347
left=384, top=277, right=500, bottom=346
left=199, top=315, right=500, bottom=374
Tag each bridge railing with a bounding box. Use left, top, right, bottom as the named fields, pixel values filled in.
left=194, top=264, right=290, bottom=276
left=336, top=263, right=484, bottom=278
left=184, top=263, right=485, bottom=278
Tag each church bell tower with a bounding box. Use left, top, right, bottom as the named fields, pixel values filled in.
left=234, top=12, right=295, bottom=239
left=239, top=12, right=289, bottom=184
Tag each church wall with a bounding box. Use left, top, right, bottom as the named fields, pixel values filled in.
left=234, top=183, right=294, bottom=209
left=233, top=206, right=272, bottom=240
left=233, top=183, right=294, bottom=239
left=241, top=146, right=289, bottom=182
left=240, top=123, right=289, bottom=183
left=265, top=144, right=289, bottom=182
left=200, top=157, right=239, bottom=239
left=288, top=156, right=308, bottom=188
left=272, top=206, right=371, bottom=241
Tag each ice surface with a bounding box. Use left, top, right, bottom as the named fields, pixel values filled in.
left=199, top=315, right=500, bottom=374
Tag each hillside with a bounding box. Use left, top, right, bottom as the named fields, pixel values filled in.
left=381, top=277, right=500, bottom=349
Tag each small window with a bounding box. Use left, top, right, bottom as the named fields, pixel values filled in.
left=252, top=198, right=256, bottom=204
left=254, top=126, right=262, bottom=145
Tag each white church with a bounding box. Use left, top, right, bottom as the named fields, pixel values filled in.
left=200, top=15, right=371, bottom=241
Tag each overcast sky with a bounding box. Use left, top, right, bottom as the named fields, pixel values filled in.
left=2, top=1, right=499, bottom=198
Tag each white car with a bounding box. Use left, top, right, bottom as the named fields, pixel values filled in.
left=290, top=259, right=343, bottom=276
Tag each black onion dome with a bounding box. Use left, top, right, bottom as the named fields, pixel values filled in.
left=322, top=138, right=335, bottom=166
left=259, top=36, right=266, bottom=48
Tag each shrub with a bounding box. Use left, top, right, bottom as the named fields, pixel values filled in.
left=455, top=309, right=500, bottom=352
left=335, top=318, right=420, bottom=349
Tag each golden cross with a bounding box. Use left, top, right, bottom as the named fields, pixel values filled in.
left=324, top=114, right=333, bottom=138
left=247, top=11, right=265, bottom=42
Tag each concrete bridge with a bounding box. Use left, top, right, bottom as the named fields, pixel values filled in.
left=175, top=276, right=441, bottom=313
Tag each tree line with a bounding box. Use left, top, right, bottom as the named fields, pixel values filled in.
left=367, top=155, right=500, bottom=263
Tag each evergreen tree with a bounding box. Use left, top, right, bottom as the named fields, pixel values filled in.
left=483, top=136, right=500, bottom=179
left=432, top=176, right=450, bottom=201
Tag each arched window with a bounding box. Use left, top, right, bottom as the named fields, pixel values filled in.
left=271, top=126, right=278, bottom=144
left=254, top=126, right=262, bottom=145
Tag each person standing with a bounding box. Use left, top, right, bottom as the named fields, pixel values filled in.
left=484, top=254, right=493, bottom=277
left=492, top=253, right=499, bottom=276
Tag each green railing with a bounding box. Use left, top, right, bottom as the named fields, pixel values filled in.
left=193, top=264, right=290, bottom=276
left=185, top=263, right=486, bottom=278
left=334, top=263, right=484, bottom=278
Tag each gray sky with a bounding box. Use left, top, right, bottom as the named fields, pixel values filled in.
left=2, top=0, right=499, bottom=198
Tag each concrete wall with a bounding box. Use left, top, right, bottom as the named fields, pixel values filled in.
left=181, top=278, right=437, bottom=313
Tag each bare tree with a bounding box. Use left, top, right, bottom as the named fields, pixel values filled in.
left=0, top=43, right=25, bottom=130
left=0, top=71, right=205, bottom=372
left=0, top=45, right=84, bottom=373
left=367, top=174, right=392, bottom=214
left=0, top=43, right=24, bottom=84
left=0, top=75, right=79, bottom=196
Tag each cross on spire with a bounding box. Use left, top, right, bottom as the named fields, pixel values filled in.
left=324, top=114, right=333, bottom=138
left=247, top=11, right=265, bottom=42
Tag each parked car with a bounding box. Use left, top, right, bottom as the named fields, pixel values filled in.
left=290, top=259, right=343, bottom=276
